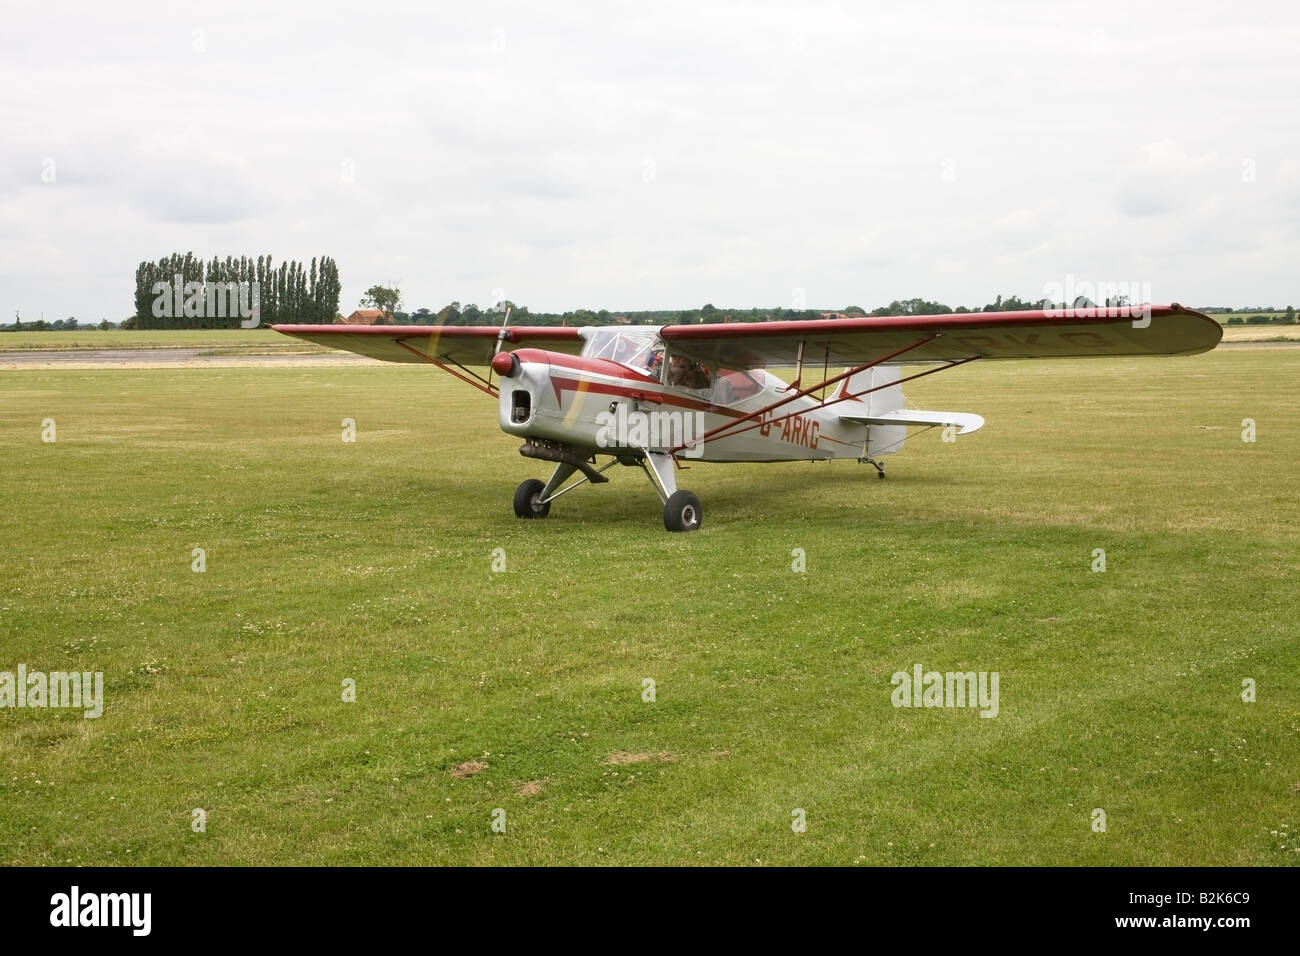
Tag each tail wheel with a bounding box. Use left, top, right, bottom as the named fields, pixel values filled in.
left=663, top=490, right=702, bottom=532
left=513, top=478, right=550, bottom=519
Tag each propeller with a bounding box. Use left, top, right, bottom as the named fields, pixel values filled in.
left=488, top=305, right=514, bottom=389
left=492, top=305, right=513, bottom=356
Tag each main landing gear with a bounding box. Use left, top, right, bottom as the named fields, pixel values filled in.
left=513, top=441, right=702, bottom=532
left=512, top=478, right=551, bottom=519
left=663, top=490, right=702, bottom=532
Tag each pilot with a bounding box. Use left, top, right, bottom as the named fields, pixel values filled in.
left=667, top=355, right=709, bottom=390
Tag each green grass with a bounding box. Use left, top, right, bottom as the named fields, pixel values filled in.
left=0, top=351, right=1296, bottom=866
left=0, top=329, right=330, bottom=353
left=1219, top=325, right=1300, bottom=342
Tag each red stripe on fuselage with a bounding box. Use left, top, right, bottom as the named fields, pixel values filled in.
left=513, top=347, right=860, bottom=451
left=548, top=375, right=737, bottom=416
left=543, top=374, right=859, bottom=448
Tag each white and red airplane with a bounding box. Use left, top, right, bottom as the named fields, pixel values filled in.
left=274, top=304, right=1220, bottom=531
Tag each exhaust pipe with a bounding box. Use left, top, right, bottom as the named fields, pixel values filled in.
left=519, top=441, right=610, bottom=484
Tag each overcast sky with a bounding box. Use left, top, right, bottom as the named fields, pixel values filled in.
left=2, top=0, right=1298, bottom=322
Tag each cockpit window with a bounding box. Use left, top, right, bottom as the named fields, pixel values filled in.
left=579, top=328, right=763, bottom=404
left=710, top=368, right=764, bottom=406
left=665, top=354, right=712, bottom=393
left=582, top=327, right=663, bottom=376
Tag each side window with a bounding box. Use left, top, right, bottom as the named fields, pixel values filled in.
left=665, top=355, right=712, bottom=393
left=712, top=369, right=762, bottom=406
left=644, top=348, right=665, bottom=379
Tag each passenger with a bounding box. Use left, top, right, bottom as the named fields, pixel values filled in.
left=667, top=355, right=710, bottom=390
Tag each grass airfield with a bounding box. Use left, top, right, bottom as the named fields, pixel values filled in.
left=1, top=346, right=1296, bottom=865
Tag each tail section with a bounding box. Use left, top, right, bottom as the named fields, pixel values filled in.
left=832, top=365, right=983, bottom=457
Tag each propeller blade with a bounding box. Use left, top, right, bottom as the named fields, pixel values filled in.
left=493, top=306, right=513, bottom=356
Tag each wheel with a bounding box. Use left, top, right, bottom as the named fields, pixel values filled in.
left=513, top=478, right=550, bottom=519
left=663, top=490, right=702, bottom=532
left=877, top=470, right=886, bottom=480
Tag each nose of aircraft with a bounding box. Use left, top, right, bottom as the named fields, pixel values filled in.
left=498, top=352, right=550, bottom=433
left=491, top=351, right=519, bottom=378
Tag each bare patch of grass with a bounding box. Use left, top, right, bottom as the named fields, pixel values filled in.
left=605, top=751, right=675, bottom=766
left=450, top=760, right=487, bottom=779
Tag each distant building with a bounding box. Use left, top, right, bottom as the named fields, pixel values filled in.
left=335, top=309, right=393, bottom=325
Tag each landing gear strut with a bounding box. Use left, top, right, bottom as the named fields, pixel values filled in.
left=641, top=451, right=701, bottom=532
left=510, top=444, right=703, bottom=532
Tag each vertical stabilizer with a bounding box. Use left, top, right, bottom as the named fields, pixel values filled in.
left=831, top=365, right=907, bottom=456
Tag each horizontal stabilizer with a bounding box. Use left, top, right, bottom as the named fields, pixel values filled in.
left=839, top=409, right=985, bottom=435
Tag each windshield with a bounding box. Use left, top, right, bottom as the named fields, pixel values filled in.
left=582, top=327, right=664, bottom=376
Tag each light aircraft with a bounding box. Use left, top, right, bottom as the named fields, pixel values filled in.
left=274, top=304, right=1220, bottom=531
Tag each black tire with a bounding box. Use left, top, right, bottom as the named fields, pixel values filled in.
left=663, top=490, right=702, bottom=532
left=513, top=478, right=550, bottom=519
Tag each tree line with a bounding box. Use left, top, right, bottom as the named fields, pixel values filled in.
left=0, top=316, right=112, bottom=332
left=127, top=253, right=341, bottom=328
left=0, top=288, right=1294, bottom=333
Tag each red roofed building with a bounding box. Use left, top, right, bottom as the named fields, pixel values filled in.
left=335, top=309, right=393, bottom=325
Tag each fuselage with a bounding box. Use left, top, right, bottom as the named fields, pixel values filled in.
left=497, top=336, right=874, bottom=463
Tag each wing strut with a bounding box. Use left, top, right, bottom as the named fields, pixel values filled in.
left=394, top=340, right=499, bottom=397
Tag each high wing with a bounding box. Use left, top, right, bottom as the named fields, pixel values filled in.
left=661, top=304, right=1220, bottom=369
left=270, top=324, right=585, bottom=366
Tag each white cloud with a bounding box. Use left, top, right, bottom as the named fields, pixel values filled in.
left=2, top=0, right=1299, bottom=322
